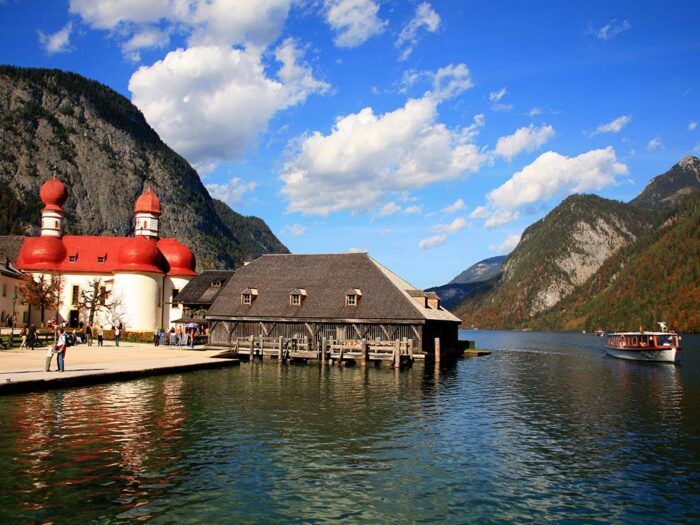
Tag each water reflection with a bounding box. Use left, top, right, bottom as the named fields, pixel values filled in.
left=0, top=333, right=698, bottom=523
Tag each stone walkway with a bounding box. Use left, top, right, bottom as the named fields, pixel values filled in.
left=0, top=341, right=238, bottom=394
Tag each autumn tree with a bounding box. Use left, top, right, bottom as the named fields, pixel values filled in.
left=18, top=273, right=64, bottom=325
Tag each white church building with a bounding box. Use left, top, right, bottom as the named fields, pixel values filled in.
left=15, top=177, right=197, bottom=331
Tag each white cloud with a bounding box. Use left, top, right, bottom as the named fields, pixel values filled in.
left=469, top=205, right=488, bottom=219
left=399, top=64, right=474, bottom=102
left=325, top=0, right=386, bottom=48
left=403, top=204, right=422, bottom=215
left=647, top=136, right=663, bottom=151
left=489, top=87, right=512, bottom=112
left=477, top=147, right=627, bottom=228
left=489, top=87, right=506, bottom=103
left=396, top=2, right=441, bottom=60
left=205, top=177, right=257, bottom=206
left=38, top=22, right=73, bottom=54
left=431, top=217, right=467, bottom=233
left=592, top=115, right=632, bottom=135
left=442, top=198, right=465, bottom=213
left=528, top=107, right=542, bottom=117
left=418, top=234, right=446, bottom=249
left=689, top=121, right=697, bottom=131
left=494, top=124, right=555, bottom=161
left=490, top=233, right=521, bottom=254
left=590, top=18, right=631, bottom=41
left=69, top=0, right=291, bottom=50
left=284, top=224, right=307, bottom=236
left=281, top=93, right=487, bottom=215
left=129, top=41, right=327, bottom=168
left=122, top=27, right=170, bottom=61
left=379, top=201, right=402, bottom=216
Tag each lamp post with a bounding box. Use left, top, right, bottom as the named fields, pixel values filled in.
left=11, top=291, right=16, bottom=348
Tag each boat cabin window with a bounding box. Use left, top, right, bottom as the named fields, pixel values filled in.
left=656, top=334, right=676, bottom=346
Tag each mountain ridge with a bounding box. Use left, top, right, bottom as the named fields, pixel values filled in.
left=0, top=65, right=288, bottom=269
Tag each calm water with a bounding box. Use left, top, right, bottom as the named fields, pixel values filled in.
left=1, top=331, right=699, bottom=524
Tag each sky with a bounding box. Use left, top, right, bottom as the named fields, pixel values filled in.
left=1, top=0, right=699, bottom=288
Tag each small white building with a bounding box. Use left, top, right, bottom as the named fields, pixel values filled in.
left=15, top=178, right=197, bottom=331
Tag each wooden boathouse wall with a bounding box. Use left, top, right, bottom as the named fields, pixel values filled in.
left=209, top=319, right=423, bottom=350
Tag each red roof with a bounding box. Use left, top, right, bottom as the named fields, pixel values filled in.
left=17, top=235, right=196, bottom=276
left=134, top=187, right=161, bottom=215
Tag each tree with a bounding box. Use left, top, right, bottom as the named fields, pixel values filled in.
left=18, top=273, right=64, bottom=325
left=77, top=278, right=106, bottom=326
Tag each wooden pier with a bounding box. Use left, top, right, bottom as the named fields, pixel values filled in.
left=211, top=336, right=422, bottom=368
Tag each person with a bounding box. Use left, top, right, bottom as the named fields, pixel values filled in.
left=27, top=324, right=37, bottom=350
left=45, top=344, right=55, bottom=372
left=19, top=327, right=28, bottom=349
left=153, top=328, right=160, bottom=347
left=114, top=324, right=121, bottom=347
left=97, top=326, right=104, bottom=347
left=85, top=324, right=93, bottom=346
left=189, top=327, right=196, bottom=348
left=55, top=328, right=67, bottom=372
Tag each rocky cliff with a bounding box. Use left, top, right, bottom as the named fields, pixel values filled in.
left=456, top=156, right=700, bottom=331
left=0, top=66, right=288, bottom=269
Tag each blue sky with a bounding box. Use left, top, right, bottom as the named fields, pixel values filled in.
left=1, top=0, right=699, bottom=288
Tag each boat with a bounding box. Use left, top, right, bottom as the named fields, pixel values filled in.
left=605, top=323, right=681, bottom=363
left=594, top=330, right=605, bottom=337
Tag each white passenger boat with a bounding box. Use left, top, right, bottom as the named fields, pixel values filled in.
left=606, top=323, right=681, bottom=363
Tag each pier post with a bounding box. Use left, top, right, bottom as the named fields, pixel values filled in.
left=278, top=336, right=284, bottom=362
left=249, top=335, right=254, bottom=359
left=393, top=341, right=401, bottom=368
left=360, top=339, right=367, bottom=367
left=435, top=337, right=441, bottom=366
left=321, top=337, right=326, bottom=364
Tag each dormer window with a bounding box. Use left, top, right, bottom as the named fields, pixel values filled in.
left=211, top=280, right=222, bottom=288
left=289, top=288, right=307, bottom=306
left=97, top=256, right=107, bottom=263
left=68, top=255, right=77, bottom=263
left=345, top=288, right=362, bottom=306
left=241, top=288, right=258, bottom=305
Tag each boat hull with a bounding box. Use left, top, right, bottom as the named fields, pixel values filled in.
left=606, top=347, right=678, bottom=363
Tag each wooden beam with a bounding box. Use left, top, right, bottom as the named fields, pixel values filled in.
left=352, top=323, right=363, bottom=339
left=411, top=325, right=421, bottom=340
left=259, top=322, right=269, bottom=336
left=380, top=324, right=391, bottom=339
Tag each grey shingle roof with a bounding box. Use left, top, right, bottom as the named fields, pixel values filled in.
left=207, top=253, right=461, bottom=323
left=174, top=270, right=235, bottom=305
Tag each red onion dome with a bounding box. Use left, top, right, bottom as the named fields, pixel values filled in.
left=116, top=237, right=165, bottom=273
left=134, top=187, right=161, bottom=215
left=16, top=237, right=67, bottom=267
left=158, top=238, right=196, bottom=276
left=39, top=177, right=68, bottom=211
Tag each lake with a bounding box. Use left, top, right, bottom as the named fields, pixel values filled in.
left=0, top=331, right=699, bottom=523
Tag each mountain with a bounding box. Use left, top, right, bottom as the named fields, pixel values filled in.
left=630, top=155, right=700, bottom=209
left=426, top=255, right=505, bottom=311
left=448, top=255, right=506, bottom=284
left=456, top=156, right=700, bottom=332
left=0, top=66, right=288, bottom=269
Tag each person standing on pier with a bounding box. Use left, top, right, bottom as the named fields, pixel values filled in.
left=85, top=324, right=93, bottom=346
left=114, top=324, right=121, bottom=347
left=55, top=328, right=67, bottom=372
left=97, top=326, right=104, bottom=347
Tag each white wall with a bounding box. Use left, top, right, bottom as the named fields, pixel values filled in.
left=0, top=275, right=29, bottom=327
left=163, top=276, right=192, bottom=327
left=112, top=272, right=161, bottom=331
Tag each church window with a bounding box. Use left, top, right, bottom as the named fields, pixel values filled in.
left=54, top=220, right=58, bottom=228
left=97, top=256, right=106, bottom=263
left=69, top=255, right=77, bottom=262
left=71, top=285, right=80, bottom=305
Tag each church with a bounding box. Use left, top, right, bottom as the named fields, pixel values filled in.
left=14, top=177, right=197, bottom=331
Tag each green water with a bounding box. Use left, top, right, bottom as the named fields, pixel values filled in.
left=0, top=331, right=699, bottom=523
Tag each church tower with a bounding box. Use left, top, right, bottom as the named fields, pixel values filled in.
left=134, top=187, right=161, bottom=238
left=39, top=176, right=68, bottom=237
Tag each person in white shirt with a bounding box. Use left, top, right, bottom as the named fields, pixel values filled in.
left=55, top=328, right=67, bottom=372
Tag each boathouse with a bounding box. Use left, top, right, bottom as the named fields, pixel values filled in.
left=173, top=270, right=234, bottom=326
left=205, top=253, right=461, bottom=357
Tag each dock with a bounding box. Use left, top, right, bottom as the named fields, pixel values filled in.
left=0, top=343, right=239, bottom=395
left=210, top=336, right=421, bottom=367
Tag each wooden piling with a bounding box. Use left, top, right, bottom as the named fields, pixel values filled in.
left=435, top=337, right=441, bottom=365
left=393, top=340, right=401, bottom=368
left=321, top=337, right=326, bottom=364
left=278, top=336, right=284, bottom=362
left=360, top=339, right=367, bottom=367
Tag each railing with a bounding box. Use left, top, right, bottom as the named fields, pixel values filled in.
left=222, top=335, right=418, bottom=367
